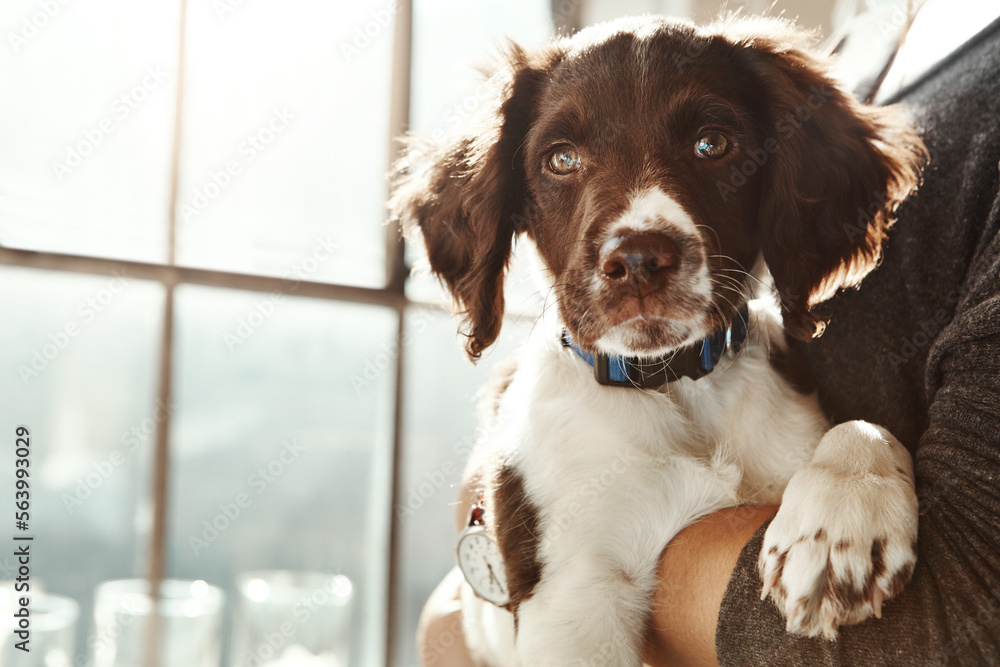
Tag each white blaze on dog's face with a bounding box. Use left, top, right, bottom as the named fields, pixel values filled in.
left=390, top=16, right=926, bottom=361
left=587, top=188, right=714, bottom=356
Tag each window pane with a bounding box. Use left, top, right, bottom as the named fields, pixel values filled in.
left=175, top=1, right=394, bottom=287
left=405, top=0, right=552, bottom=309
left=0, top=266, right=164, bottom=661
left=169, top=286, right=397, bottom=666
left=396, top=308, right=533, bottom=667
left=0, top=0, right=178, bottom=262
left=410, top=0, right=551, bottom=135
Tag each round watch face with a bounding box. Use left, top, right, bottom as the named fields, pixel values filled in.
left=456, top=527, right=510, bottom=607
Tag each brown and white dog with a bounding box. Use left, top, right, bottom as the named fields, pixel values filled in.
left=391, top=15, right=926, bottom=666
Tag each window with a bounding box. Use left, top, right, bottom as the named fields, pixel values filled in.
left=0, top=0, right=549, bottom=665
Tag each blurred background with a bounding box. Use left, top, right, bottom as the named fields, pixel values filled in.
left=0, top=0, right=900, bottom=665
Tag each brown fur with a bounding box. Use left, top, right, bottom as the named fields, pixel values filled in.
left=768, top=335, right=817, bottom=394
left=491, top=465, right=543, bottom=621
left=729, top=29, right=929, bottom=339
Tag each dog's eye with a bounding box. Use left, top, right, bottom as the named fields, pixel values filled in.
left=548, top=147, right=581, bottom=175
left=694, top=132, right=730, bottom=159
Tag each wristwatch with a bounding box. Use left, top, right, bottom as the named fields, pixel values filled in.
left=455, top=495, right=510, bottom=608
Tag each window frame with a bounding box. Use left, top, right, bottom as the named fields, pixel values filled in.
left=0, top=0, right=414, bottom=664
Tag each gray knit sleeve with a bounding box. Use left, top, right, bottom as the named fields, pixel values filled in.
left=716, top=208, right=1000, bottom=666
left=715, top=19, right=1000, bottom=666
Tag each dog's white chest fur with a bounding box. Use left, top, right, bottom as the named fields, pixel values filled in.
left=464, top=302, right=828, bottom=665
left=497, top=301, right=824, bottom=506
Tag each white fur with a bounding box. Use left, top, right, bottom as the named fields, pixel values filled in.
left=595, top=314, right=707, bottom=357
left=458, top=297, right=918, bottom=666
left=604, top=187, right=699, bottom=239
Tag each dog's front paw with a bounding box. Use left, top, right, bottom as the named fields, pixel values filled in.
left=757, top=423, right=918, bottom=639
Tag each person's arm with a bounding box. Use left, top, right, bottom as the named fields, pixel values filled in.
left=417, top=474, right=483, bottom=666
left=648, top=259, right=1000, bottom=667
left=418, top=567, right=481, bottom=667
left=644, top=506, right=777, bottom=667
left=709, top=323, right=1000, bottom=666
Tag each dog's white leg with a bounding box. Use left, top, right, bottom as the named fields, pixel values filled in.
left=513, top=552, right=653, bottom=667
left=509, top=455, right=741, bottom=667
left=758, top=420, right=919, bottom=638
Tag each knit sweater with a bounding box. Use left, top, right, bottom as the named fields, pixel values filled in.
left=716, top=14, right=1000, bottom=667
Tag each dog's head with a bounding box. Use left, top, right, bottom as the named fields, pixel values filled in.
left=390, top=16, right=926, bottom=360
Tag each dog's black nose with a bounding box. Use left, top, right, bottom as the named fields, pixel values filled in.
left=599, top=231, right=679, bottom=285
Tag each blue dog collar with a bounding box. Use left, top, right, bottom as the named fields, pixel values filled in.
left=561, top=302, right=750, bottom=388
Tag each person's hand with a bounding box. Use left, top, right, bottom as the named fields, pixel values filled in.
left=417, top=566, right=478, bottom=666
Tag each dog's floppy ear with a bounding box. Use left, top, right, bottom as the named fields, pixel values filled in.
left=389, top=45, right=553, bottom=360
left=729, top=22, right=926, bottom=339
